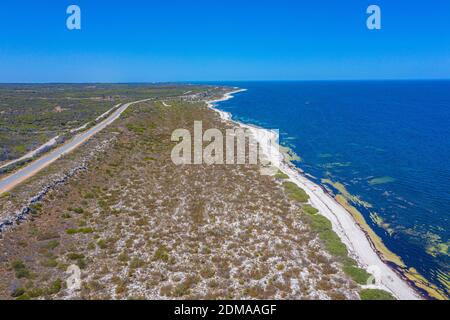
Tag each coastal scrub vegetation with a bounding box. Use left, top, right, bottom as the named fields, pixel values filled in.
left=280, top=176, right=395, bottom=299
left=302, top=202, right=374, bottom=286
left=359, top=289, right=395, bottom=300
left=282, top=181, right=309, bottom=203
left=0, top=84, right=208, bottom=166
left=274, top=170, right=289, bottom=180
left=0, top=86, right=365, bottom=300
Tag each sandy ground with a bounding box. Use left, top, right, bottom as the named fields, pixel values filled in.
left=207, top=89, right=421, bottom=300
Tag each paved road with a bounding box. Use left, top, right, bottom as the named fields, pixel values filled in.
left=0, top=98, right=151, bottom=195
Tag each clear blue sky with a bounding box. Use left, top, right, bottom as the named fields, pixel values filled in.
left=0, top=0, right=449, bottom=82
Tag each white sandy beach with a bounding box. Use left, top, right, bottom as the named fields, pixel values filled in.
left=207, top=88, right=421, bottom=300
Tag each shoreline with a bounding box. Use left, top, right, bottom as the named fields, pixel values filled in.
left=207, top=88, right=422, bottom=300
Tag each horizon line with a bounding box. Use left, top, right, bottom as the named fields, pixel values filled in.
left=1, top=78, right=450, bottom=85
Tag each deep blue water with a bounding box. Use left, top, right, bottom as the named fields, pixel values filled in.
left=212, top=81, right=450, bottom=298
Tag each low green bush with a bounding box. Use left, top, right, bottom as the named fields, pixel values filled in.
left=306, top=206, right=372, bottom=285
left=46, top=279, right=63, bottom=295
left=67, top=252, right=85, bottom=260
left=126, top=123, right=146, bottom=135
left=11, top=260, right=31, bottom=279
left=71, top=207, right=84, bottom=214
left=320, top=230, right=348, bottom=258
left=66, top=227, right=94, bottom=235
left=359, top=289, right=395, bottom=300
left=27, top=287, right=45, bottom=298
left=154, top=246, right=170, bottom=262
left=66, top=229, right=78, bottom=235
left=0, top=192, right=11, bottom=199
left=46, top=240, right=60, bottom=250
left=343, top=264, right=371, bottom=284
left=97, top=239, right=108, bottom=249
left=41, top=258, right=58, bottom=268
left=309, top=213, right=332, bottom=233
left=274, top=170, right=289, bottom=179
left=303, top=204, right=319, bottom=215
left=78, top=227, right=94, bottom=234
left=283, top=182, right=309, bottom=203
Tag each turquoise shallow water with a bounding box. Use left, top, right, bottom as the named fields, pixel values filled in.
left=212, top=81, right=450, bottom=298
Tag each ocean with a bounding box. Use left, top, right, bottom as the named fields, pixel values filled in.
left=212, top=81, right=450, bottom=298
